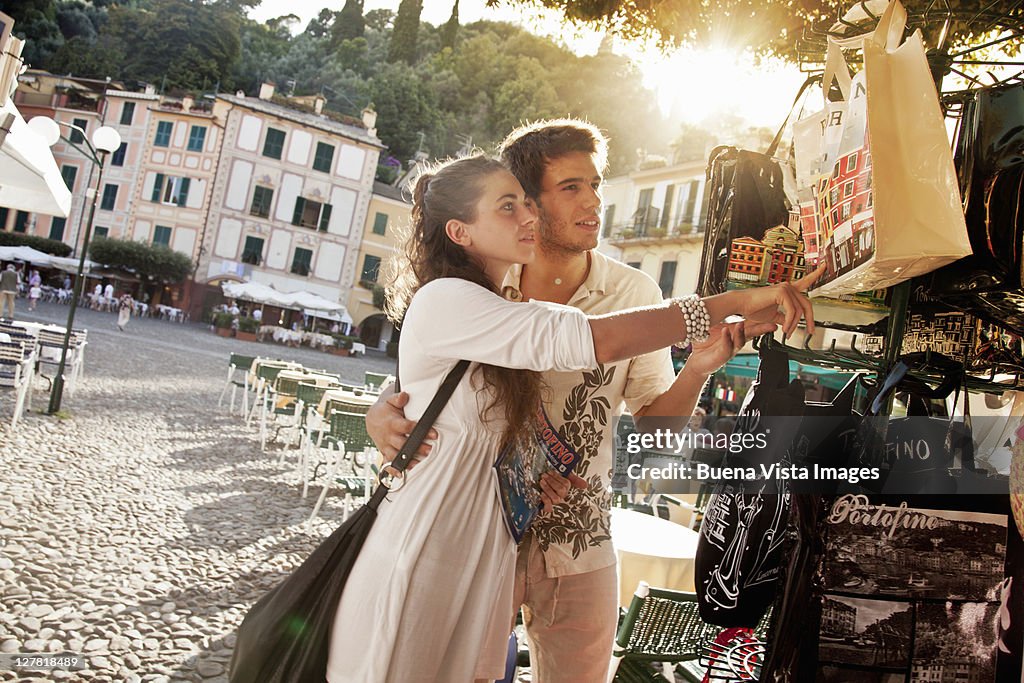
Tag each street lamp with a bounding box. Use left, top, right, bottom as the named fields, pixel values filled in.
left=27, top=115, right=121, bottom=414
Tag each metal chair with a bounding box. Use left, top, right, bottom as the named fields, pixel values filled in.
left=363, top=371, right=391, bottom=392
left=307, top=410, right=378, bottom=523
left=0, top=340, right=37, bottom=428
left=283, top=381, right=334, bottom=468
left=246, top=362, right=287, bottom=427
left=608, top=582, right=772, bottom=683
left=217, top=353, right=256, bottom=416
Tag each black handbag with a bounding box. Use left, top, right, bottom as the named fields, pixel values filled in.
left=925, top=81, right=1024, bottom=333
left=696, top=77, right=818, bottom=297
left=228, top=359, right=470, bottom=683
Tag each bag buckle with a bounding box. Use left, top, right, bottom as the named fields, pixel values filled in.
left=378, top=462, right=406, bottom=492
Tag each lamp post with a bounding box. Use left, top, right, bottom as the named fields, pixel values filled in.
left=27, top=116, right=121, bottom=414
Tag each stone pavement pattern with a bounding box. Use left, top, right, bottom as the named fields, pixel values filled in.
left=0, top=302, right=399, bottom=682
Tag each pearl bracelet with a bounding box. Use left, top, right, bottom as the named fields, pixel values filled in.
left=671, top=294, right=711, bottom=348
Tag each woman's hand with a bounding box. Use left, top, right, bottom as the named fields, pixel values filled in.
left=734, top=264, right=825, bottom=339
left=537, top=472, right=588, bottom=513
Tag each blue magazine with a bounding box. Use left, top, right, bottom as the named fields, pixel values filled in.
left=493, top=407, right=581, bottom=543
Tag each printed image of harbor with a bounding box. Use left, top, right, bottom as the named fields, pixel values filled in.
left=823, top=497, right=1007, bottom=600
left=818, top=596, right=911, bottom=669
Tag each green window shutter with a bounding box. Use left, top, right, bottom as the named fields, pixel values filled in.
left=177, top=177, right=191, bottom=206
left=292, top=197, right=305, bottom=226
left=318, top=203, right=332, bottom=232
left=151, top=173, right=165, bottom=202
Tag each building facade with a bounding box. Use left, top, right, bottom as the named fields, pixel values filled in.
left=598, top=159, right=707, bottom=298
left=346, top=182, right=410, bottom=350
left=197, top=84, right=384, bottom=316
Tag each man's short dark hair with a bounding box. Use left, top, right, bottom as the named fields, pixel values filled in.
left=498, top=119, right=608, bottom=200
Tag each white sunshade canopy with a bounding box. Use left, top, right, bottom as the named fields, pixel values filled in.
left=220, top=281, right=350, bottom=322
left=0, top=245, right=55, bottom=266
left=0, top=98, right=72, bottom=217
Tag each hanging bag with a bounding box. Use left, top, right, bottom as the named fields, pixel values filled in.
left=228, top=359, right=470, bottom=683
left=793, top=0, right=971, bottom=297
left=697, top=77, right=819, bottom=297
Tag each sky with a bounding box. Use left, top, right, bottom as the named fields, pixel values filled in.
left=248, top=0, right=810, bottom=128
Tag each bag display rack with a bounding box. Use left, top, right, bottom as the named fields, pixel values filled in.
left=734, top=4, right=1024, bottom=682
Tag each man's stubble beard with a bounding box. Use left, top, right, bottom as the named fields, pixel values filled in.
left=535, top=204, right=597, bottom=260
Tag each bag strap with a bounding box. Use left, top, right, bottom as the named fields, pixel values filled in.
left=367, top=359, right=470, bottom=509
left=766, top=74, right=822, bottom=157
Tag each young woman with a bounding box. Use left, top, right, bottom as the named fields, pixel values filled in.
left=325, top=155, right=819, bottom=682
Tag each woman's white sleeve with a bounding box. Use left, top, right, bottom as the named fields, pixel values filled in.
left=404, top=279, right=597, bottom=372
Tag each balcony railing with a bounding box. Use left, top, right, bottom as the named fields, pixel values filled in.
left=605, top=222, right=705, bottom=243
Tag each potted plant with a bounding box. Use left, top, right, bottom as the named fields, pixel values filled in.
left=236, top=316, right=259, bottom=342
left=328, top=335, right=353, bottom=356
left=648, top=227, right=667, bottom=238
left=213, top=312, right=235, bottom=337
left=618, top=228, right=636, bottom=239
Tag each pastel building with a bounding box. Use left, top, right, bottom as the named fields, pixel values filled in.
left=346, top=182, right=411, bottom=350
left=197, top=84, right=384, bottom=315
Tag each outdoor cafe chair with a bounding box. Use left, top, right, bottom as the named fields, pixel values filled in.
left=34, top=327, right=87, bottom=395
left=302, top=398, right=371, bottom=496
left=288, top=381, right=335, bottom=469
left=608, top=582, right=772, bottom=683
left=246, top=362, right=287, bottom=427
left=257, top=373, right=305, bottom=452
left=217, top=353, right=256, bottom=416
left=307, top=410, right=377, bottom=523
left=363, top=371, right=392, bottom=392
left=0, top=340, right=37, bottom=428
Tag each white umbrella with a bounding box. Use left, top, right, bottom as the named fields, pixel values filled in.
left=221, top=281, right=293, bottom=307
left=0, top=245, right=55, bottom=266
left=0, top=98, right=72, bottom=217
left=287, top=290, right=346, bottom=313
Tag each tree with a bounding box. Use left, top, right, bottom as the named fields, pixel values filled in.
left=490, top=0, right=1023, bottom=59
left=88, top=237, right=193, bottom=284
left=441, top=0, right=459, bottom=51
left=332, top=0, right=364, bottom=46
left=0, top=232, right=71, bottom=256
left=387, top=0, right=422, bottom=64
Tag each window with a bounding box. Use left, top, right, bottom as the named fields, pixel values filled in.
left=60, top=165, right=78, bottom=191
left=187, top=125, right=207, bottom=152
left=634, top=188, right=654, bottom=231
left=291, top=197, right=332, bottom=231
left=93, top=226, right=109, bottom=238
left=250, top=186, right=274, bottom=218
left=313, top=142, right=335, bottom=172
left=602, top=205, right=615, bottom=238
left=681, top=180, right=700, bottom=223
left=263, top=128, right=285, bottom=159
left=153, top=225, right=172, bottom=246
left=291, top=247, right=313, bottom=276
left=372, top=212, right=387, bottom=236
left=154, top=121, right=173, bottom=147
left=660, top=184, right=675, bottom=229
left=120, top=102, right=135, bottom=126
left=360, top=254, right=382, bottom=286
left=151, top=174, right=191, bottom=206
left=241, top=236, right=265, bottom=265
left=100, top=184, right=118, bottom=211
left=843, top=181, right=854, bottom=198
left=626, top=261, right=641, bottom=270
left=49, top=217, right=66, bottom=241
left=0, top=208, right=7, bottom=230
left=111, top=142, right=127, bottom=167
left=70, top=118, right=88, bottom=144
left=13, top=211, right=28, bottom=233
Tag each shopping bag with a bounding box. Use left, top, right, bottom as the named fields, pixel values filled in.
left=793, top=0, right=970, bottom=298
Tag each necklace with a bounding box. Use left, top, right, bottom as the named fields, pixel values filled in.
left=554, top=278, right=563, bottom=285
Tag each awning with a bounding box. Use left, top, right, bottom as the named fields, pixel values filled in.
left=0, top=245, right=55, bottom=265
left=221, top=281, right=351, bottom=321
left=47, top=254, right=98, bottom=274
left=0, top=98, right=72, bottom=217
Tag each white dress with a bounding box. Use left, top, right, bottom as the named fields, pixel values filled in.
left=326, top=278, right=598, bottom=682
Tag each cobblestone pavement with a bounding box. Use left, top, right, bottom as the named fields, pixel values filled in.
left=0, top=301, right=400, bottom=682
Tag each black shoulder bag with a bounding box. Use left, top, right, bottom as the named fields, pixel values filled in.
left=229, top=359, right=471, bottom=683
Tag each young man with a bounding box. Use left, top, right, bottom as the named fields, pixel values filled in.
left=366, top=120, right=775, bottom=681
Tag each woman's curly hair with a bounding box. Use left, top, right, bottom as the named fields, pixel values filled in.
left=384, top=154, right=544, bottom=447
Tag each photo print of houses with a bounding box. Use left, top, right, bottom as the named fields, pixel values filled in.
left=812, top=496, right=1018, bottom=682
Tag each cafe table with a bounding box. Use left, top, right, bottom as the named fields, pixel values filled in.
left=317, top=387, right=377, bottom=416
left=610, top=507, right=700, bottom=608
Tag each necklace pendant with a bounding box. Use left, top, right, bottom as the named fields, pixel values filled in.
left=554, top=278, right=562, bottom=285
